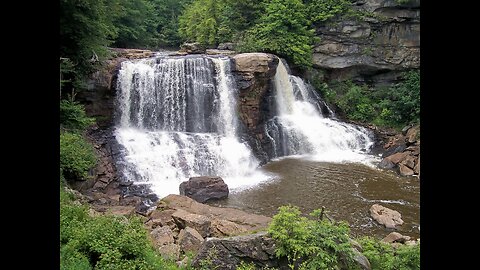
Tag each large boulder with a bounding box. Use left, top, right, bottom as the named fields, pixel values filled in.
left=179, top=176, right=229, bottom=203
left=162, top=194, right=271, bottom=237
left=381, top=232, right=411, bottom=244
left=369, top=204, right=404, bottom=229
left=179, top=42, right=206, bottom=54
left=233, top=53, right=277, bottom=75
left=191, top=232, right=285, bottom=270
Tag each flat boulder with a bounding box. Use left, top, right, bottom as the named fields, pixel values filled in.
left=179, top=42, right=205, bottom=54
left=369, top=204, right=404, bottom=229
left=179, top=176, right=229, bottom=203
left=162, top=194, right=271, bottom=237
left=381, top=232, right=411, bottom=244
left=191, top=232, right=282, bottom=270
left=233, top=53, right=277, bottom=75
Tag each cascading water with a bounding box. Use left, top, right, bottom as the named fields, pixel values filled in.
left=114, top=56, right=268, bottom=198
left=114, top=54, right=377, bottom=199
left=265, top=59, right=375, bottom=162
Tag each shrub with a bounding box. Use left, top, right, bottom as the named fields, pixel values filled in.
left=268, top=205, right=356, bottom=270
left=60, top=132, right=97, bottom=181
left=60, top=99, right=95, bottom=131
left=60, top=188, right=179, bottom=269
left=357, top=236, right=420, bottom=270
left=313, top=70, right=420, bottom=129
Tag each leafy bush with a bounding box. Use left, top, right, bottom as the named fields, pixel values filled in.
left=268, top=205, right=356, bottom=270
left=237, top=0, right=316, bottom=68
left=60, top=132, right=97, bottom=181
left=315, top=70, right=420, bottom=129
left=357, top=236, right=420, bottom=270
left=60, top=188, right=180, bottom=269
left=60, top=99, right=95, bottom=131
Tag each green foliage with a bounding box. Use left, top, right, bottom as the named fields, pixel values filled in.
left=154, top=0, right=193, bottom=47
left=108, top=0, right=160, bottom=48
left=357, top=237, right=420, bottom=270
left=60, top=132, right=97, bottom=181
left=60, top=188, right=180, bottom=269
left=178, top=0, right=222, bottom=46
left=237, top=0, right=316, bottom=68
left=268, top=205, right=355, bottom=270
left=315, top=70, right=420, bottom=129
left=304, top=0, right=351, bottom=24
left=60, top=0, right=116, bottom=79
left=60, top=99, right=96, bottom=131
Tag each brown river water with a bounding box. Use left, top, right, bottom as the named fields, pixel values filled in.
left=209, top=158, right=420, bottom=240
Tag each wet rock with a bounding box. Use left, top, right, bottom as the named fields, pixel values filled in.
left=378, top=158, right=395, bottom=169
left=381, top=232, right=411, bottom=244
left=369, top=204, right=404, bottom=229
left=384, top=151, right=409, bottom=164
left=399, top=163, right=414, bottom=176
left=179, top=176, right=229, bottom=203
left=179, top=42, right=205, bottom=54
left=191, top=232, right=283, bottom=270
left=178, top=227, right=204, bottom=254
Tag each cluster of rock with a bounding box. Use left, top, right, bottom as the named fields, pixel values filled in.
left=378, top=124, right=420, bottom=177
left=144, top=194, right=273, bottom=266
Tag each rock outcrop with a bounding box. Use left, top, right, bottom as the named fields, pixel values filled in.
left=191, top=232, right=285, bottom=270
left=312, top=0, right=420, bottom=85
left=179, top=176, right=229, bottom=203
left=161, top=194, right=271, bottom=237
left=232, top=53, right=279, bottom=163
left=140, top=194, right=272, bottom=261
left=179, top=42, right=206, bottom=54
left=378, top=124, right=420, bottom=177
left=77, top=48, right=155, bottom=128
left=369, top=204, right=404, bottom=229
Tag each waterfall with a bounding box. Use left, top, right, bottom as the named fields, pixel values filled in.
left=265, top=59, right=375, bottom=162
left=114, top=56, right=268, bottom=198
left=114, top=54, right=376, bottom=199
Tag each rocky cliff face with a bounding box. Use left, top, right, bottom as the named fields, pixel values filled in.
left=232, top=53, right=279, bottom=164
left=312, top=0, right=420, bottom=85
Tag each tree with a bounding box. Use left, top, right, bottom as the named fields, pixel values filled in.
left=60, top=0, right=116, bottom=80
left=238, top=0, right=316, bottom=68
left=108, top=0, right=159, bottom=49
left=178, top=0, right=223, bottom=46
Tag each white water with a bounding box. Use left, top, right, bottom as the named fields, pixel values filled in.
left=114, top=55, right=378, bottom=199
left=265, top=60, right=376, bottom=164
left=115, top=56, right=270, bottom=198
